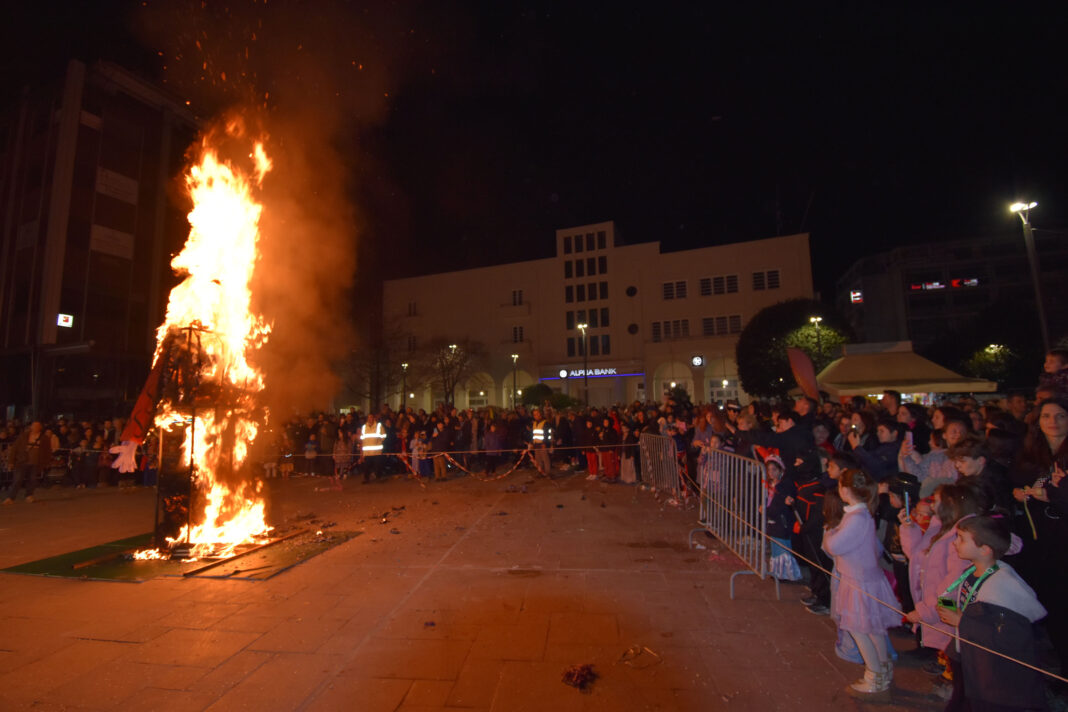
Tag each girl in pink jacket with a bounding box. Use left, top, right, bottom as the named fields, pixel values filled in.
left=898, top=482, right=986, bottom=678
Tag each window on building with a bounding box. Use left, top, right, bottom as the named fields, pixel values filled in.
left=652, top=322, right=662, bottom=342
left=564, top=261, right=573, bottom=279
left=716, top=316, right=728, bottom=334
left=576, top=259, right=585, bottom=277
left=576, top=284, right=586, bottom=301
left=563, top=235, right=572, bottom=254
left=407, top=301, right=417, bottom=316
left=576, top=309, right=586, bottom=324
left=598, top=255, right=607, bottom=274
left=586, top=256, right=594, bottom=275
left=681, top=319, right=690, bottom=337
left=753, top=271, right=766, bottom=290
left=574, top=234, right=583, bottom=252
left=700, top=277, right=712, bottom=296
left=767, top=269, right=780, bottom=289
left=729, top=314, right=742, bottom=333
left=702, top=317, right=715, bottom=336
left=566, top=311, right=575, bottom=330
left=567, top=337, right=575, bottom=357
left=663, top=282, right=675, bottom=300
left=589, top=309, right=599, bottom=328
left=586, top=233, right=595, bottom=251
left=600, top=307, right=609, bottom=326
left=599, top=281, right=608, bottom=299
left=512, top=326, right=524, bottom=343
left=565, top=286, right=574, bottom=303
left=589, top=336, right=600, bottom=356
left=675, top=280, right=687, bottom=298
left=597, top=230, right=606, bottom=249
left=578, top=334, right=586, bottom=356
left=713, top=276, right=725, bottom=295
left=588, top=282, right=597, bottom=301
left=726, top=274, right=739, bottom=293
left=512, top=289, right=523, bottom=305
left=601, top=334, right=610, bottom=354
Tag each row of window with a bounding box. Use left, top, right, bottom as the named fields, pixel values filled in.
left=567, top=334, right=611, bottom=357
left=565, top=281, right=608, bottom=303
left=565, top=308, right=609, bottom=330
left=663, top=270, right=779, bottom=300
left=562, top=230, right=608, bottom=255
left=564, top=255, right=607, bottom=279
left=650, top=314, right=743, bottom=342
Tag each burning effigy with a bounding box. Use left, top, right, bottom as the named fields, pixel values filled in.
left=115, top=119, right=275, bottom=560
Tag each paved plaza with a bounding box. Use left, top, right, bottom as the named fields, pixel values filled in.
left=0, top=469, right=943, bottom=711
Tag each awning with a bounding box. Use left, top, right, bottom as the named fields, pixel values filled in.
left=813, top=342, right=997, bottom=398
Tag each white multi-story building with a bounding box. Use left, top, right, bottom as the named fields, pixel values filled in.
left=382, top=221, right=813, bottom=409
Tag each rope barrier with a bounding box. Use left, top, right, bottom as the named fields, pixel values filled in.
left=681, top=455, right=1068, bottom=685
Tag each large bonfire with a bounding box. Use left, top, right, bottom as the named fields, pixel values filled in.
left=143, top=121, right=275, bottom=559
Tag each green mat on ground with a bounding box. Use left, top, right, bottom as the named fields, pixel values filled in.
left=1, top=530, right=360, bottom=582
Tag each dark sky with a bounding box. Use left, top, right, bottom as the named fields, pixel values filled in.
left=4, top=1, right=1066, bottom=300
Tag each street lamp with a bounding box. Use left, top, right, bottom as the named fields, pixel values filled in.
left=1010, top=201, right=1049, bottom=353
left=577, top=322, right=589, bottom=407
left=400, top=362, right=408, bottom=410
left=510, top=353, right=519, bottom=408
left=809, top=316, right=823, bottom=359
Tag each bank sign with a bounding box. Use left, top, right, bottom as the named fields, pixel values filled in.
left=560, top=367, right=618, bottom=378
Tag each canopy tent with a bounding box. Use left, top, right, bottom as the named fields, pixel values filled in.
left=812, top=342, right=996, bottom=398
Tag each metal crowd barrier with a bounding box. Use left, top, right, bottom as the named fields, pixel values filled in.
left=689, top=448, right=780, bottom=600
left=638, top=433, right=679, bottom=495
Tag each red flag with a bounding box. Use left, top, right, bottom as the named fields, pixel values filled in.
left=787, top=347, right=820, bottom=401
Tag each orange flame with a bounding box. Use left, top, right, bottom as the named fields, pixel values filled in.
left=152, top=129, right=274, bottom=559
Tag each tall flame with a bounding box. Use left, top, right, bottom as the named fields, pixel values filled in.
left=154, top=130, right=274, bottom=558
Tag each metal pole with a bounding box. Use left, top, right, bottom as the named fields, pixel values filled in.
left=1019, top=214, right=1050, bottom=353
left=583, top=332, right=589, bottom=407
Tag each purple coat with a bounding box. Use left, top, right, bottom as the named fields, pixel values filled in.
left=822, top=504, right=901, bottom=634
left=900, top=515, right=969, bottom=651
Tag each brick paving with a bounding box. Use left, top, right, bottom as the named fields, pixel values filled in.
left=0, top=469, right=944, bottom=710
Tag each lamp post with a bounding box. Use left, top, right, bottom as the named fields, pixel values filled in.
left=400, top=362, right=408, bottom=411
left=577, top=322, right=589, bottom=407
left=1010, top=201, right=1049, bottom=353
left=510, top=353, right=518, bottom=408
left=809, top=316, right=823, bottom=360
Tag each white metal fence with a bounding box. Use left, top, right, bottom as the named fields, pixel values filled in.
left=689, top=448, right=780, bottom=600
left=638, top=433, right=679, bottom=495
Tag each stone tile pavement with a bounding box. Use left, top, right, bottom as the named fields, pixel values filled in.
left=0, top=469, right=946, bottom=710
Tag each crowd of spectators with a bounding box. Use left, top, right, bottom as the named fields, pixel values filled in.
left=3, top=348, right=1067, bottom=706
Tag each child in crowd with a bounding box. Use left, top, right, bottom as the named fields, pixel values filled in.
left=482, top=422, right=503, bottom=475
left=937, top=515, right=1047, bottom=711
left=1039, top=348, right=1068, bottom=395
left=823, top=468, right=902, bottom=699
left=764, top=456, right=802, bottom=581
left=409, top=430, right=430, bottom=478
left=898, top=483, right=986, bottom=683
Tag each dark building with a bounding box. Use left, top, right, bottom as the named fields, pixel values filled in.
left=0, top=60, right=199, bottom=420
left=837, top=231, right=1068, bottom=350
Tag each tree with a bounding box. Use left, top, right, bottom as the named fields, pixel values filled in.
left=521, top=382, right=582, bottom=410
left=417, top=338, right=486, bottom=407
left=339, top=318, right=412, bottom=409
left=736, top=298, right=852, bottom=399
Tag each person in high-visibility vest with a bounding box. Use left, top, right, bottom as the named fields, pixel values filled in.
left=359, top=414, right=386, bottom=483
left=530, top=408, right=553, bottom=475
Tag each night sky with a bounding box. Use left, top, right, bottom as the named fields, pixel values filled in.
left=4, top=1, right=1066, bottom=301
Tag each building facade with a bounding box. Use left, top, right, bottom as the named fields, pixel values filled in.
left=382, top=222, right=813, bottom=410
left=836, top=231, right=1068, bottom=349
left=0, top=60, right=199, bottom=419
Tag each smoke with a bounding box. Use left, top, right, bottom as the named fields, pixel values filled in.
left=133, top=0, right=436, bottom=415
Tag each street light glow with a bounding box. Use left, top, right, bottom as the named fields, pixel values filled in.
left=576, top=322, right=588, bottom=331
left=1009, top=201, right=1037, bottom=213
left=809, top=316, right=822, bottom=325
left=511, top=353, right=518, bottom=362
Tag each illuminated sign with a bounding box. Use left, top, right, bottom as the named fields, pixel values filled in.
left=567, top=367, right=617, bottom=377
left=691, top=355, right=705, bottom=367
left=558, top=369, right=568, bottom=378
left=57, top=314, right=74, bottom=328
left=911, top=279, right=978, bottom=291
left=849, top=290, right=863, bottom=303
